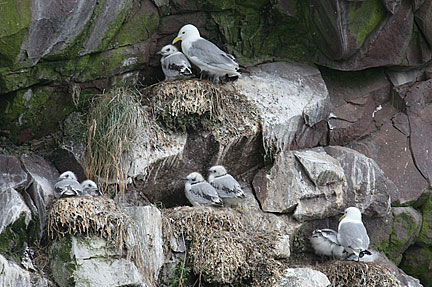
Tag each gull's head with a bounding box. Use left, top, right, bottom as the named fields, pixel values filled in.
left=340, top=206, right=362, bottom=221
left=184, top=172, right=205, bottom=183
left=157, top=44, right=179, bottom=56
left=81, top=179, right=98, bottom=191
left=59, top=171, right=77, bottom=181
left=208, top=165, right=227, bottom=177
left=172, top=24, right=200, bottom=44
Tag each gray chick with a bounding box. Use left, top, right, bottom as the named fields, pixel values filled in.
left=54, top=171, right=84, bottom=198
left=310, top=228, right=345, bottom=260
left=208, top=165, right=245, bottom=201
left=184, top=172, right=223, bottom=207
left=81, top=179, right=102, bottom=197
left=157, top=44, right=193, bottom=81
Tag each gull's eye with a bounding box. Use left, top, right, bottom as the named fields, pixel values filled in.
left=182, top=31, right=185, bottom=34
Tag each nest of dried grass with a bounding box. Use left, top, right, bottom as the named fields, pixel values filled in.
left=143, top=79, right=260, bottom=145
left=163, top=206, right=284, bottom=286
left=313, top=260, right=401, bottom=287
left=47, top=197, right=143, bottom=270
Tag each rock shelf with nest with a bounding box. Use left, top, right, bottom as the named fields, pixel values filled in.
left=47, top=197, right=143, bottom=269
left=142, top=79, right=261, bottom=145
left=162, top=206, right=284, bottom=286
left=313, top=260, right=401, bottom=287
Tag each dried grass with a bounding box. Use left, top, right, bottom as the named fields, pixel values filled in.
left=313, top=260, right=401, bottom=287
left=163, top=206, right=284, bottom=286
left=143, top=79, right=260, bottom=145
left=47, top=197, right=144, bottom=272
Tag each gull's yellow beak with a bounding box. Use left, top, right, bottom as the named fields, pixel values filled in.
left=339, top=214, right=346, bottom=221
left=172, top=36, right=181, bottom=44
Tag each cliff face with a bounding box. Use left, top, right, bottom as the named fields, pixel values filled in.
left=1, top=0, right=432, bottom=286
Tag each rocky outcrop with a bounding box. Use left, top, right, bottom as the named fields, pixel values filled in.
left=0, top=254, right=52, bottom=287
left=276, top=267, right=330, bottom=287
left=0, top=155, right=28, bottom=192
left=50, top=236, right=145, bottom=287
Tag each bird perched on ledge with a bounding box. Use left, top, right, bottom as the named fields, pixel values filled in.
left=81, top=179, right=102, bottom=197
left=157, top=44, right=193, bottom=81
left=172, top=24, right=240, bottom=83
left=337, top=207, right=371, bottom=260
left=183, top=172, right=223, bottom=207
left=207, top=165, right=245, bottom=202
left=310, top=228, right=345, bottom=260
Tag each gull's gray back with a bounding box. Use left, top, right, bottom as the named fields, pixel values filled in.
left=186, top=181, right=221, bottom=206
left=338, top=222, right=370, bottom=251
left=54, top=179, right=83, bottom=198
left=188, top=39, right=239, bottom=72
left=211, top=174, right=243, bottom=198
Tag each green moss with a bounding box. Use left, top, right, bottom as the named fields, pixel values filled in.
left=113, top=1, right=159, bottom=47
left=0, top=215, right=36, bottom=261
left=0, top=86, right=76, bottom=143
left=417, top=194, right=432, bottom=245
left=0, top=0, right=31, bottom=67
left=400, top=245, right=432, bottom=287
left=348, top=0, right=386, bottom=47
left=50, top=236, right=76, bottom=287
left=205, top=0, right=314, bottom=64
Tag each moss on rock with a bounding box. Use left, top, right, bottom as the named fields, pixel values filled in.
left=0, top=0, right=31, bottom=68
left=49, top=236, right=76, bottom=287
left=347, top=0, right=387, bottom=47
left=417, top=193, right=432, bottom=245
left=400, top=245, right=432, bottom=287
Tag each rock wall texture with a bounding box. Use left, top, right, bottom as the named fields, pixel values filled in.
left=1, top=0, right=432, bottom=286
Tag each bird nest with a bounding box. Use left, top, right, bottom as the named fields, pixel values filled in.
left=47, top=197, right=143, bottom=269
left=142, top=79, right=261, bottom=145
left=163, top=206, right=283, bottom=286
left=313, top=260, right=401, bottom=287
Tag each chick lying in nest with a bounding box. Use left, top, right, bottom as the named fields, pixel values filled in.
left=47, top=197, right=142, bottom=267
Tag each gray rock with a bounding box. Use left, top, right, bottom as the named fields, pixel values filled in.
left=232, top=62, right=329, bottom=153
left=50, top=236, right=145, bottom=287
left=387, top=207, right=422, bottom=264
left=125, top=205, right=164, bottom=281
left=21, top=153, right=59, bottom=239
left=253, top=150, right=344, bottom=221
left=0, top=253, right=52, bottom=287
left=0, top=154, right=28, bottom=192
left=324, top=146, right=393, bottom=217
left=276, top=267, right=330, bottom=287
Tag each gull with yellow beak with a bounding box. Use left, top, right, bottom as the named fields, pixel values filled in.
left=337, top=207, right=371, bottom=260
left=172, top=24, right=240, bottom=83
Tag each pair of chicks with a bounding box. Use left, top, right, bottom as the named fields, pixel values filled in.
left=183, top=165, right=245, bottom=207
left=54, top=171, right=101, bottom=199
left=310, top=207, right=372, bottom=261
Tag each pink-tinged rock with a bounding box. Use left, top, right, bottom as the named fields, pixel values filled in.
left=0, top=155, right=28, bottom=192
left=405, top=79, right=432, bottom=185
left=315, top=0, right=431, bottom=70
left=415, top=0, right=432, bottom=47
left=349, top=118, right=428, bottom=205
left=324, top=146, right=393, bottom=217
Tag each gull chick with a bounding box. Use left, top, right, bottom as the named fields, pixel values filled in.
left=172, top=24, right=240, bottom=83
left=184, top=172, right=223, bottom=207
left=337, top=207, right=371, bottom=259
left=310, top=228, right=345, bottom=259
left=157, top=44, right=192, bottom=81
left=81, top=179, right=102, bottom=197
left=54, top=171, right=84, bottom=198
left=208, top=165, right=245, bottom=202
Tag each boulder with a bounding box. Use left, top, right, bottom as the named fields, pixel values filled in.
left=387, top=207, right=422, bottom=264
left=400, top=245, right=432, bottom=287
left=311, top=0, right=432, bottom=70
left=324, top=146, right=393, bottom=217
left=50, top=236, right=146, bottom=287
left=0, top=187, right=34, bottom=255
left=232, top=62, right=329, bottom=154
left=276, top=267, right=330, bottom=287
left=0, top=253, right=52, bottom=287
left=253, top=149, right=344, bottom=221
left=0, top=154, right=28, bottom=192
left=417, top=194, right=432, bottom=246
left=125, top=205, right=164, bottom=281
